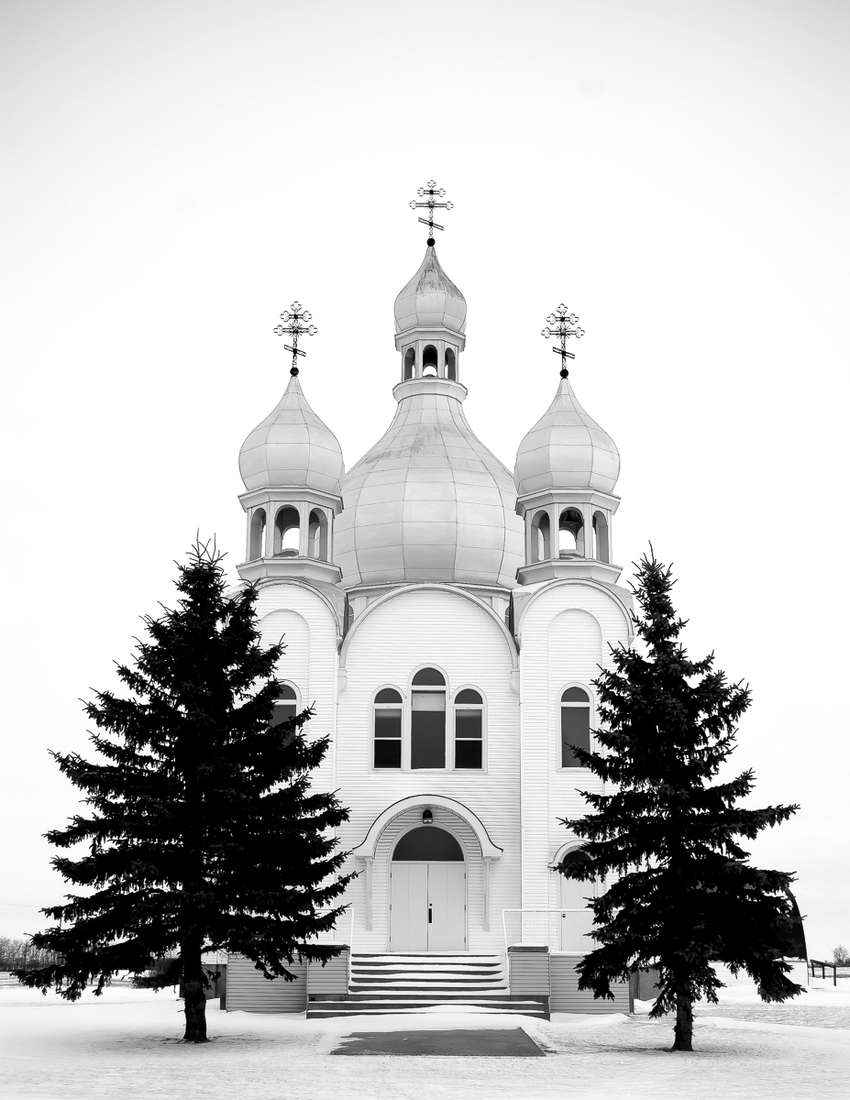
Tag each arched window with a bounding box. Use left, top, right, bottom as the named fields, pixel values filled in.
left=308, top=509, right=328, bottom=561
left=422, top=344, right=438, bottom=377
left=404, top=347, right=415, bottom=380
left=274, top=506, right=300, bottom=556
left=454, top=688, right=483, bottom=769
left=249, top=508, right=266, bottom=560
left=393, top=827, right=464, bottom=861
left=559, top=508, right=584, bottom=556
left=411, top=668, right=446, bottom=768
left=561, top=687, right=591, bottom=767
left=271, top=682, right=298, bottom=729
left=532, top=511, right=550, bottom=562
left=445, top=347, right=456, bottom=381
left=373, top=688, right=403, bottom=769
left=592, top=511, right=610, bottom=563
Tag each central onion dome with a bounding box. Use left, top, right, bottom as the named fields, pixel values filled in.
left=238, top=373, right=344, bottom=495
left=394, top=245, right=467, bottom=336
left=514, top=375, right=620, bottom=496
left=334, top=378, right=523, bottom=588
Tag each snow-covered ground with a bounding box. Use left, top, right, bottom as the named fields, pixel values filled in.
left=1, top=977, right=848, bottom=1100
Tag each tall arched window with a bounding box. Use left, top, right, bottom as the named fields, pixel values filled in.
left=404, top=347, right=415, bottom=380
left=592, top=511, right=610, bottom=563
left=373, top=688, right=403, bottom=769
left=454, top=688, right=483, bottom=769
left=445, top=347, right=456, bottom=381
left=561, top=687, right=591, bottom=767
left=532, top=511, right=550, bottom=562
left=411, top=668, right=446, bottom=769
left=559, top=509, right=584, bottom=556
left=308, top=509, right=328, bottom=560
left=422, top=345, right=438, bottom=377
left=271, top=683, right=299, bottom=729
left=249, top=508, right=266, bottom=560
left=274, top=506, right=300, bottom=556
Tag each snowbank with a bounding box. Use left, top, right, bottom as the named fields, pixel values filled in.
left=1, top=980, right=849, bottom=1099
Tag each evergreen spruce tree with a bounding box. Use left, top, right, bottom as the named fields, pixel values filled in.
left=559, top=552, right=803, bottom=1051
left=16, top=542, right=354, bottom=1042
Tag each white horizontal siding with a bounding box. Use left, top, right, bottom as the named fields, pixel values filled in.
left=550, top=955, right=630, bottom=1013
left=226, top=953, right=306, bottom=1013
left=307, top=951, right=349, bottom=995
left=338, top=587, right=520, bottom=952
left=508, top=949, right=550, bottom=996
left=519, top=581, right=633, bottom=913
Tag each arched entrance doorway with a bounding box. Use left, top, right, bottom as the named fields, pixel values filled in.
left=389, top=826, right=467, bottom=952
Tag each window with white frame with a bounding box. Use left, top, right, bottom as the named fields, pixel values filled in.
left=453, top=688, right=484, bottom=769
left=411, top=668, right=446, bottom=768
left=271, top=682, right=299, bottom=730
left=560, top=686, right=591, bottom=767
left=373, top=688, right=403, bottom=768
left=371, top=672, right=487, bottom=771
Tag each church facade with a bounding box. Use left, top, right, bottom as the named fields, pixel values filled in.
left=226, top=219, right=635, bottom=1014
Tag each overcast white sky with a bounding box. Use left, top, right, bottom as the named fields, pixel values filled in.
left=2, top=1, right=848, bottom=956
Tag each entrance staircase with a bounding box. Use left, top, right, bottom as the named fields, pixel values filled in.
left=306, top=953, right=549, bottom=1019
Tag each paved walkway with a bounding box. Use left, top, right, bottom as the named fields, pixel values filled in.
left=331, top=1026, right=546, bottom=1056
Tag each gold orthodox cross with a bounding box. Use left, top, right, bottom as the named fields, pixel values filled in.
left=541, top=304, right=585, bottom=377
left=409, top=180, right=454, bottom=244
left=273, top=301, right=318, bottom=376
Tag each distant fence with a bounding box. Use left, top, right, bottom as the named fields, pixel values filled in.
left=809, top=959, right=838, bottom=985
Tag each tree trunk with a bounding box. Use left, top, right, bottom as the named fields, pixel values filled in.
left=671, top=989, right=694, bottom=1051
left=181, top=943, right=209, bottom=1043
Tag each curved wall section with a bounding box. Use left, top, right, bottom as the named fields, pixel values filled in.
left=259, top=609, right=311, bottom=701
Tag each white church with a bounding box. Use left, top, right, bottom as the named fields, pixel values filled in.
left=226, top=196, right=635, bottom=1017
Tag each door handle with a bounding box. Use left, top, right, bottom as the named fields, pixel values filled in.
left=428, top=904, right=433, bottom=924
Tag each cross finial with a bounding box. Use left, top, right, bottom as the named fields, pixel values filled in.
left=273, top=301, right=318, bottom=375
left=541, top=304, right=585, bottom=377
left=409, top=179, right=454, bottom=245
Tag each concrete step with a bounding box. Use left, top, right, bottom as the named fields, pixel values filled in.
left=347, top=990, right=508, bottom=998
left=306, top=996, right=548, bottom=1019
left=320, top=951, right=544, bottom=1019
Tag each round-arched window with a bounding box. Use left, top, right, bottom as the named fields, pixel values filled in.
left=454, top=688, right=483, bottom=769
left=271, top=683, right=298, bottom=729
left=411, top=668, right=446, bottom=768
left=422, top=344, right=438, bottom=377
left=561, top=687, right=591, bottom=767
left=373, top=688, right=403, bottom=769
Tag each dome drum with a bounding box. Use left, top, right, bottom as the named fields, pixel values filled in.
left=237, top=489, right=343, bottom=585
left=515, top=488, right=621, bottom=587
left=397, top=335, right=464, bottom=383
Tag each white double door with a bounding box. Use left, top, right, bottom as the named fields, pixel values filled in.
left=390, top=861, right=466, bottom=952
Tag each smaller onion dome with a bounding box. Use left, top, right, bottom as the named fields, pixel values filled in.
left=238, top=374, right=344, bottom=495
left=394, top=245, right=467, bottom=335
left=515, top=375, right=620, bottom=496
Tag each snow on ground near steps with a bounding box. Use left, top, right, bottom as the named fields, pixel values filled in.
left=1, top=982, right=849, bottom=1100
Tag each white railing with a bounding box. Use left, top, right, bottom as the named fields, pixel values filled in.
left=347, top=906, right=354, bottom=990
left=501, top=908, right=596, bottom=955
